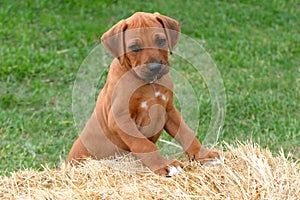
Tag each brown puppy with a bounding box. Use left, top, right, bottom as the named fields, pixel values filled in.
left=66, top=12, right=220, bottom=176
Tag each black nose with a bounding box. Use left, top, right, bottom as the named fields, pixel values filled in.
left=148, top=62, right=162, bottom=73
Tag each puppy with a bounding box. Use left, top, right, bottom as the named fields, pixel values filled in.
left=66, top=12, right=220, bottom=176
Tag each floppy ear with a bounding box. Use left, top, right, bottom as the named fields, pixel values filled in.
left=154, top=12, right=180, bottom=54
left=100, top=20, right=128, bottom=64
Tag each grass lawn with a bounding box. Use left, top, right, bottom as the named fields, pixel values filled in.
left=0, top=0, right=299, bottom=175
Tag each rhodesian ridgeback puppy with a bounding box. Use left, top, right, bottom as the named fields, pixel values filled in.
left=66, top=12, right=220, bottom=176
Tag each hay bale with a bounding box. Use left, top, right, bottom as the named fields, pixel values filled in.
left=1, top=143, right=299, bottom=199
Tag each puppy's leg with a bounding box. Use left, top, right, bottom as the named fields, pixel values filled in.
left=111, top=119, right=182, bottom=176
left=164, top=106, right=220, bottom=163
left=66, top=138, right=93, bottom=165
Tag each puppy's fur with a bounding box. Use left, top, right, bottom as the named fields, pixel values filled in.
left=66, top=12, right=220, bottom=175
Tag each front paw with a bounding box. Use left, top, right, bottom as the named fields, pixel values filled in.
left=190, top=147, right=222, bottom=165
left=154, top=160, right=183, bottom=177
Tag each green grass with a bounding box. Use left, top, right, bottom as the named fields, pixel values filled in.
left=0, top=0, right=299, bottom=175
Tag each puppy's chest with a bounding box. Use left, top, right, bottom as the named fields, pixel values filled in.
left=129, top=85, right=170, bottom=136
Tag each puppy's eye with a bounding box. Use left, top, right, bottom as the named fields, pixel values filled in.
left=157, top=38, right=166, bottom=47
left=129, top=44, right=141, bottom=53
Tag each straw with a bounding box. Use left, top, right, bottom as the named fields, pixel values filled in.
left=1, top=142, right=299, bottom=199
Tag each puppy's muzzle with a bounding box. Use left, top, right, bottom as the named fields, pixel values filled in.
left=148, top=62, right=162, bottom=74
left=145, top=62, right=169, bottom=83
left=133, top=61, right=169, bottom=83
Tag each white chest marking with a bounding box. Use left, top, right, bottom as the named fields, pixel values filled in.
left=155, top=91, right=161, bottom=97
left=154, top=91, right=167, bottom=102
left=140, top=101, right=148, bottom=109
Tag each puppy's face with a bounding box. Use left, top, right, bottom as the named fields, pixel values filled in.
left=125, top=27, right=169, bottom=83
left=101, top=12, right=180, bottom=83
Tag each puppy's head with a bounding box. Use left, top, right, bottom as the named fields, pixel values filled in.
left=101, top=12, right=180, bottom=83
